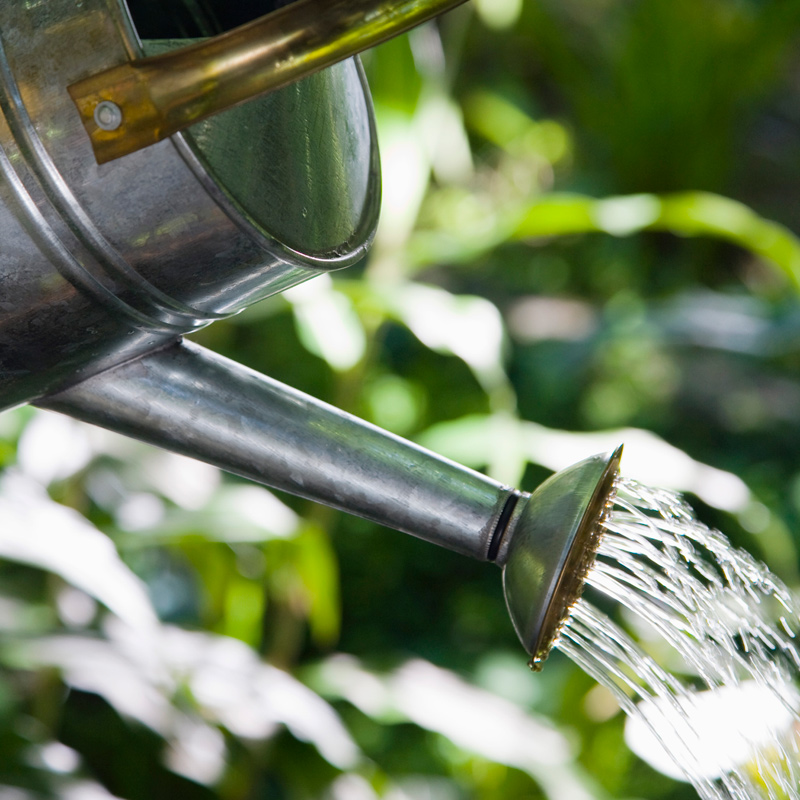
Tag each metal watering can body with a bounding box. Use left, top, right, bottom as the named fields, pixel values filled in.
left=0, top=0, right=379, bottom=411
left=0, top=0, right=621, bottom=665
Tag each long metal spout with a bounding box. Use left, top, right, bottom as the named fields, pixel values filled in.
left=38, top=342, right=621, bottom=662
left=39, top=341, right=520, bottom=561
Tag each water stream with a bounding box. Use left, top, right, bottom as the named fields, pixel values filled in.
left=555, top=478, right=800, bottom=799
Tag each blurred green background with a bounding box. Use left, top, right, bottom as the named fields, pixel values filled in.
left=3, top=0, right=800, bottom=797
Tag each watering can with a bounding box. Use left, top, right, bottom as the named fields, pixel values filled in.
left=0, top=0, right=620, bottom=666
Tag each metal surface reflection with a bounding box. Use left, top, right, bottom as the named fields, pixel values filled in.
left=0, top=0, right=379, bottom=410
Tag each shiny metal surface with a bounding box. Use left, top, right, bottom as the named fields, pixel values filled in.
left=0, top=0, right=379, bottom=411
left=500, top=447, right=622, bottom=662
left=40, top=340, right=519, bottom=561
left=41, top=335, right=622, bottom=660
left=69, top=0, right=469, bottom=164
left=1, top=0, right=622, bottom=665
left=141, top=39, right=377, bottom=258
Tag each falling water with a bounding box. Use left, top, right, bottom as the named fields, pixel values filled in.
left=555, top=478, right=800, bottom=800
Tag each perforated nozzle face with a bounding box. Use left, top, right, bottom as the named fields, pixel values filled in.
left=500, top=446, right=622, bottom=669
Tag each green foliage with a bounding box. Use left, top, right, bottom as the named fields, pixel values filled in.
left=4, top=2, right=800, bottom=798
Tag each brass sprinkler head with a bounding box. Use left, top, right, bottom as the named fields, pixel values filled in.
left=498, top=446, right=623, bottom=669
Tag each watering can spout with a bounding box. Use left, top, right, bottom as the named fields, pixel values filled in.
left=38, top=340, right=622, bottom=663
left=0, top=0, right=622, bottom=664
left=38, top=340, right=520, bottom=562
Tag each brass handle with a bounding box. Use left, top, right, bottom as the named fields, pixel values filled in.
left=68, top=0, right=468, bottom=165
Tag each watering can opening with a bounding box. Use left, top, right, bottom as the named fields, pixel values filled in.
left=126, top=0, right=383, bottom=267
left=139, top=39, right=379, bottom=261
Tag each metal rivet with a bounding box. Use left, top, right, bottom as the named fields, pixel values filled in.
left=94, top=100, right=123, bottom=132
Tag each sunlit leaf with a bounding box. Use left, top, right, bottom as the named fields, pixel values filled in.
left=514, top=193, right=800, bottom=289
left=312, top=655, right=598, bottom=800
left=285, top=275, right=367, bottom=372
left=121, top=484, right=300, bottom=545
left=409, top=190, right=800, bottom=290
left=12, top=623, right=362, bottom=772
left=625, top=682, right=800, bottom=782
left=292, top=524, right=341, bottom=646
left=0, top=473, right=157, bottom=630
left=16, top=412, right=93, bottom=485
left=418, top=414, right=751, bottom=513
left=465, top=91, right=570, bottom=161
left=391, top=284, right=507, bottom=390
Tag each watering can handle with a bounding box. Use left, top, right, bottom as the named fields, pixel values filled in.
left=68, top=0, right=468, bottom=164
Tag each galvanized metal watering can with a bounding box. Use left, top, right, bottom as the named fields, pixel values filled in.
left=0, top=0, right=620, bottom=666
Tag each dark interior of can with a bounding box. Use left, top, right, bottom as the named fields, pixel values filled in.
left=126, top=0, right=294, bottom=38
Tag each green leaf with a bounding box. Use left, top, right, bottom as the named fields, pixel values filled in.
left=286, top=276, right=367, bottom=372
left=0, top=474, right=157, bottom=630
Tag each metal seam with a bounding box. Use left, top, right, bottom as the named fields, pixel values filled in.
left=0, top=33, right=223, bottom=331
left=0, top=136, right=172, bottom=331
left=487, top=490, right=522, bottom=562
